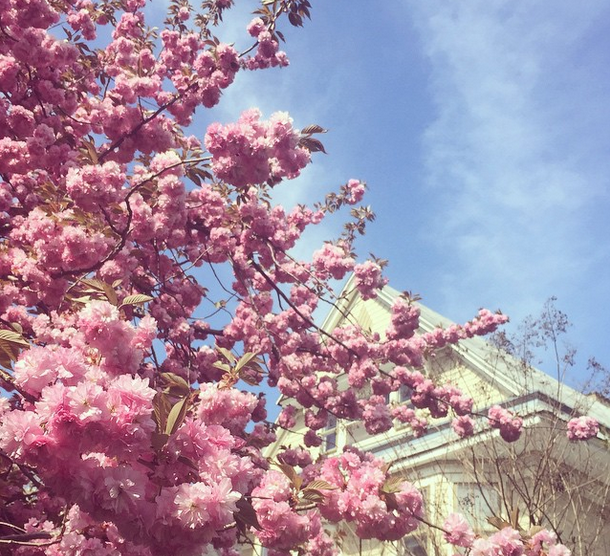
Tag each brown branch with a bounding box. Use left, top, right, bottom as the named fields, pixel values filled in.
left=249, top=258, right=358, bottom=358
left=0, top=532, right=53, bottom=544
left=0, top=522, right=25, bottom=534
left=0, top=368, right=36, bottom=404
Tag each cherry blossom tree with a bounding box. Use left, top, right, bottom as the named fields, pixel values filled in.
left=0, top=2, right=594, bottom=555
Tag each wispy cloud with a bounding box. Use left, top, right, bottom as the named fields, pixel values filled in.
left=406, top=1, right=610, bottom=338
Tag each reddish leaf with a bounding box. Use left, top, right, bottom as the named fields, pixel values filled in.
left=235, top=497, right=262, bottom=531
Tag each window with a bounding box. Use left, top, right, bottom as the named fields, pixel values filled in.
left=322, top=414, right=337, bottom=452
left=399, top=384, right=413, bottom=403
left=456, top=483, right=501, bottom=532
left=401, top=534, right=427, bottom=556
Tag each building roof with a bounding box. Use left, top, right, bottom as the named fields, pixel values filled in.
left=271, top=275, right=610, bottom=476
left=317, top=274, right=610, bottom=429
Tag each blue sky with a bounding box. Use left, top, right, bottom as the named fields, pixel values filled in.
left=167, top=1, right=610, bottom=387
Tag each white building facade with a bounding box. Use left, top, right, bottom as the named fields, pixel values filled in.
left=259, top=278, right=610, bottom=556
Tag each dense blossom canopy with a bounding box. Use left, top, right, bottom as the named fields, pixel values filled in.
left=0, top=1, right=593, bottom=555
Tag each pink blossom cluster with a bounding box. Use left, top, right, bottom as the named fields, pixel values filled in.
left=386, top=298, right=421, bottom=340
left=343, top=179, right=366, bottom=204
left=245, top=18, right=289, bottom=70
left=251, top=470, right=322, bottom=551
left=443, top=513, right=476, bottom=547
left=353, top=260, right=388, bottom=300
left=314, top=448, right=423, bottom=541
left=566, top=415, right=599, bottom=440
left=268, top=299, right=506, bottom=442
left=361, top=394, right=394, bottom=434
left=205, top=108, right=310, bottom=187
left=312, top=241, right=356, bottom=281
left=392, top=367, right=474, bottom=417
left=383, top=309, right=508, bottom=370
left=443, top=522, right=572, bottom=556
left=488, top=405, right=523, bottom=442
left=0, top=302, right=259, bottom=554
left=451, top=414, right=476, bottom=438
left=422, top=309, right=509, bottom=350
left=392, top=404, right=429, bottom=437
left=277, top=446, right=313, bottom=467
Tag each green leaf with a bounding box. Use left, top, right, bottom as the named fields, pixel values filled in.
left=178, top=455, right=199, bottom=471
left=151, top=431, right=170, bottom=451
left=235, top=352, right=258, bottom=373
left=0, top=330, right=30, bottom=348
left=384, top=492, right=400, bottom=511
left=186, top=168, right=202, bottom=186
left=165, top=397, right=188, bottom=435
left=217, top=347, right=236, bottom=363
left=288, top=11, right=303, bottom=26
left=80, top=278, right=107, bottom=291
left=0, top=347, right=16, bottom=367
left=0, top=330, right=29, bottom=364
left=240, top=372, right=262, bottom=386
left=380, top=476, right=404, bottom=494
left=300, top=489, right=325, bottom=503
left=120, top=294, right=154, bottom=308
left=276, top=462, right=302, bottom=490
left=487, top=516, right=511, bottom=530
left=160, top=372, right=191, bottom=394
left=101, top=282, right=119, bottom=306
left=0, top=354, right=13, bottom=368
left=301, top=124, right=327, bottom=135
left=70, top=295, right=93, bottom=304
left=81, top=137, right=99, bottom=164
left=304, top=480, right=337, bottom=491
left=212, top=361, right=231, bottom=372
left=152, top=392, right=172, bottom=431
left=381, top=461, right=394, bottom=475
left=526, top=525, right=546, bottom=539
left=299, top=136, right=327, bottom=154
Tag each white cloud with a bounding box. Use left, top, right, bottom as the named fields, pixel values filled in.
left=406, top=1, right=610, bottom=324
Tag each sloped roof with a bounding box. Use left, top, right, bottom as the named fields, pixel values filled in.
left=318, top=275, right=610, bottom=429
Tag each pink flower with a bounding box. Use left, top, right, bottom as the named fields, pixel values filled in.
left=567, top=416, right=599, bottom=440
left=452, top=415, right=475, bottom=438
left=68, top=381, right=107, bottom=422
left=443, top=513, right=475, bottom=548
left=278, top=404, right=297, bottom=429
left=173, top=483, right=212, bottom=528
left=353, top=261, right=388, bottom=300
left=488, top=405, right=523, bottom=442
left=247, top=17, right=266, bottom=37
left=101, top=465, right=147, bottom=513
left=205, top=109, right=309, bottom=187
left=0, top=410, right=46, bottom=459
left=490, top=526, right=523, bottom=556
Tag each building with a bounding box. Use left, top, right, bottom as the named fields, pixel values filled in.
left=262, top=276, right=610, bottom=555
